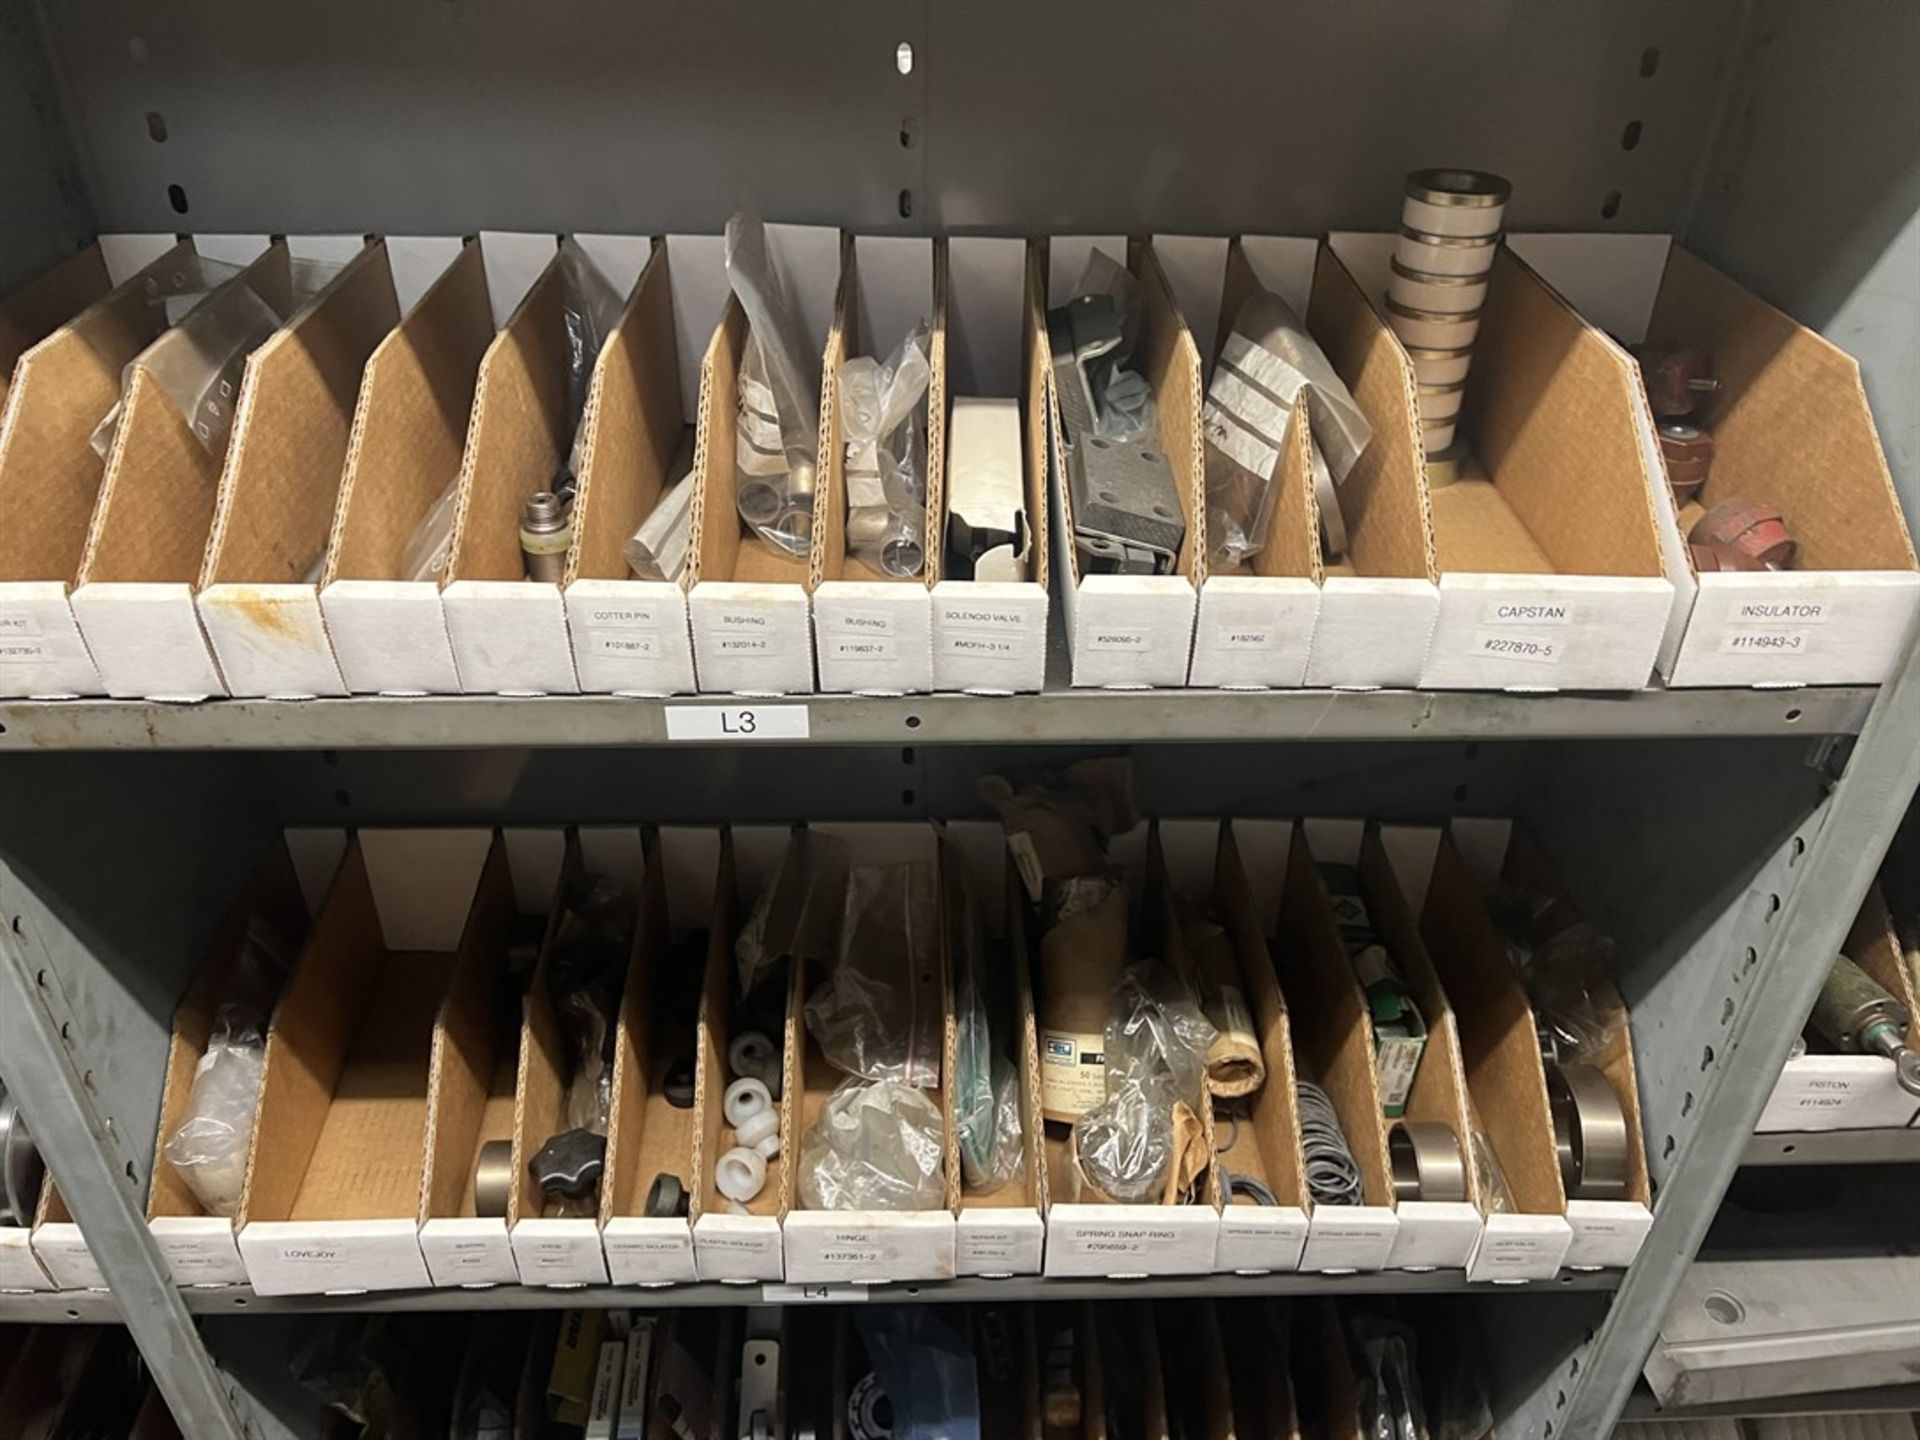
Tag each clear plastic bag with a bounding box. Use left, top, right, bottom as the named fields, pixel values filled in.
left=856, top=1309, right=983, bottom=1440
left=548, top=873, right=638, bottom=1134
left=1203, top=287, right=1375, bottom=567
left=161, top=1014, right=266, bottom=1217
left=953, top=867, right=1025, bottom=1189
left=1070, top=250, right=1157, bottom=444
left=726, top=212, right=823, bottom=555
left=805, top=861, right=940, bottom=1087
left=736, top=829, right=849, bottom=999
left=840, top=321, right=932, bottom=576
left=1351, top=1316, right=1430, bottom=1440
left=550, top=239, right=625, bottom=497
left=161, top=916, right=295, bottom=1217
left=623, top=455, right=696, bottom=582
left=1482, top=879, right=1626, bottom=1064
left=1071, top=961, right=1216, bottom=1203
left=798, top=1078, right=945, bottom=1211
left=400, top=478, right=461, bottom=582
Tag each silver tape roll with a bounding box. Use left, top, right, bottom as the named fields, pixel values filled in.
left=1388, top=1120, right=1468, bottom=1203
left=1547, top=1062, right=1631, bottom=1201
left=474, top=1138, right=514, bottom=1219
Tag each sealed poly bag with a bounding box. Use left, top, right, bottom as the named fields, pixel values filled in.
left=1203, top=287, right=1374, bottom=566
left=857, top=1309, right=983, bottom=1440
left=400, top=478, right=461, bottom=582
left=550, top=239, right=625, bottom=497
left=839, top=321, right=932, bottom=576
left=736, top=828, right=849, bottom=999
left=798, top=1078, right=945, bottom=1211
left=162, top=1016, right=267, bottom=1217
left=1071, top=961, right=1215, bottom=1203
left=1069, top=249, right=1157, bottom=444
left=952, top=864, right=1024, bottom=1188
left=726, top=212, right=823, bottom=556
left=805, top=861, right=941, bottom=1087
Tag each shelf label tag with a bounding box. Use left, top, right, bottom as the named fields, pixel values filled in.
left=761, top=1282, right=868, bottom=1303
left=664, top=705, right=810, bottom=741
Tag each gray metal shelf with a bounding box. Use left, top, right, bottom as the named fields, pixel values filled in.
left=1742, top=1128, right=1920, bottom=1167
left=0, top=684, right=1870, bottom=750
left=0, top=1265, right=1624, bottom=1323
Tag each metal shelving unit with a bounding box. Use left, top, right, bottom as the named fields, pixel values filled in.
left=0, top=3, right=1916, bottom=1440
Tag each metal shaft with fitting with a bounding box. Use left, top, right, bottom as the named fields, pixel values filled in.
left=1809, top=953, right=1920, bottom=1095
left=520, top=490, right=573, bottom=581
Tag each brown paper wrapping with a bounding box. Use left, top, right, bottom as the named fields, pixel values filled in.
left=1189, top=917, right=1265, bottom=1098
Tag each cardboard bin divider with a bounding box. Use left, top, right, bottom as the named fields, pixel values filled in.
left=1421, top=831, right=1575, bottom=1280
left=1273, top=828, right=1400, bottom=1272
left=598, top=828, right=702, bottom=1284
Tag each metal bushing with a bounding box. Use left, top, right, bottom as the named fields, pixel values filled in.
left=1426, top=438, right=1469, bottom=490
left=473, top=1138, right=514, bottom=1219
left=0, top=1084, right=44, bottom=1229
left=1388, top=1121, right=1469, bottom=1203
left=1546, top=1063, right=1631, bottom=1201
left=663, top=1057, right=697, bottom=1110
left=1657, top=422, right=1714, bottom=504
left=645, top=1171, right=690, bottom=1219
left=1690, top=496, right=1796, bottom=569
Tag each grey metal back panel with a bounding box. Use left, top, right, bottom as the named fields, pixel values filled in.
left=42, top=0, right=1740, bottom=237
left=0, top=0, right=92, bottom=289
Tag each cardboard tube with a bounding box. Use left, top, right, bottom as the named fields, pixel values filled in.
left=1038, top=883, right=1129, bottom=1123
left=1188, top=918, right=1265, bottom=1098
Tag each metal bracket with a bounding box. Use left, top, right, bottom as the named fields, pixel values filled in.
left=1047, top=294, right=1184, bottom=573
left=739, top=1338, right=783, bottom=1440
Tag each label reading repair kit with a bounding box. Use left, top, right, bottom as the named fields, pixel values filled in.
left=664, top=705, right=811, bottom=741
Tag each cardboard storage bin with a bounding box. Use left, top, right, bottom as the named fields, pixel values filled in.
left=1270, top=826, right=1403, bottom=1272
left=1290, top=1302, right=1368, bottom=1440
left=27, top=1184, right=103, bottom=1290
left=69, top=236, right=363, bottom=700
left=0, top=1161, right=53, bottom=1291
left=1760, top=882, right=1920, bottom=1133
left=320, top=235, right=551, bottom=694
left=928, top=237, right=1051, bottom=694
left=1513, top=233, right=1920, bottom=687
left=235, top=828, right=504, bottom=1296
left=563, top=236, right=727, bottom=695
left=812, top=234, right=939, bottom=694
left=1042, top=237, right=1203, bottom=689
left=440, top=235, right=650, bottom=694
left=146, top=834, right=331, bottom=1286
left=1156, top=818, right=1311, bottom=1276
left=1218, top=1297, right=1304, bottom=1439
left=1467, top=819, right=1654, bottom=1266
left=1328, top=233, right=1675, bottom=691
left=597, top=827, right=708, bottom=1285
left=1420, top=831, right=1577, bottom=1280
left=1301, top=819, right=1486, bottom=1271
left=941, top=822, right=1046, bottom=1277
left=1098, top=1304, right=1171, bottom=1440
left=194, top=241, right=403, bottom=697
left=781, top=821, right=958, bottom=1283
left=0, top=235, right=190, bottom=698
left=1041, top=828, right=1223, bottom=1278
left=1295, top=241, right=1442, bottom=687
left=691, top=824, right=795, bottom=1282
left=1157, top=235, right=1325, bottom=688
left=1157, top=1301, right=1242, bottom=1440
left=412, top=825, right=571, bottom=1288
left=507, top=826, right=648, bottom=1285
left=0, top=242, right=120, bottom=405
left=686, top=222, right=840, bottom=695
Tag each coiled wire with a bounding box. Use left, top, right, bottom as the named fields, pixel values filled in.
left=1296, top=1080, right=1365, bottom=1206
